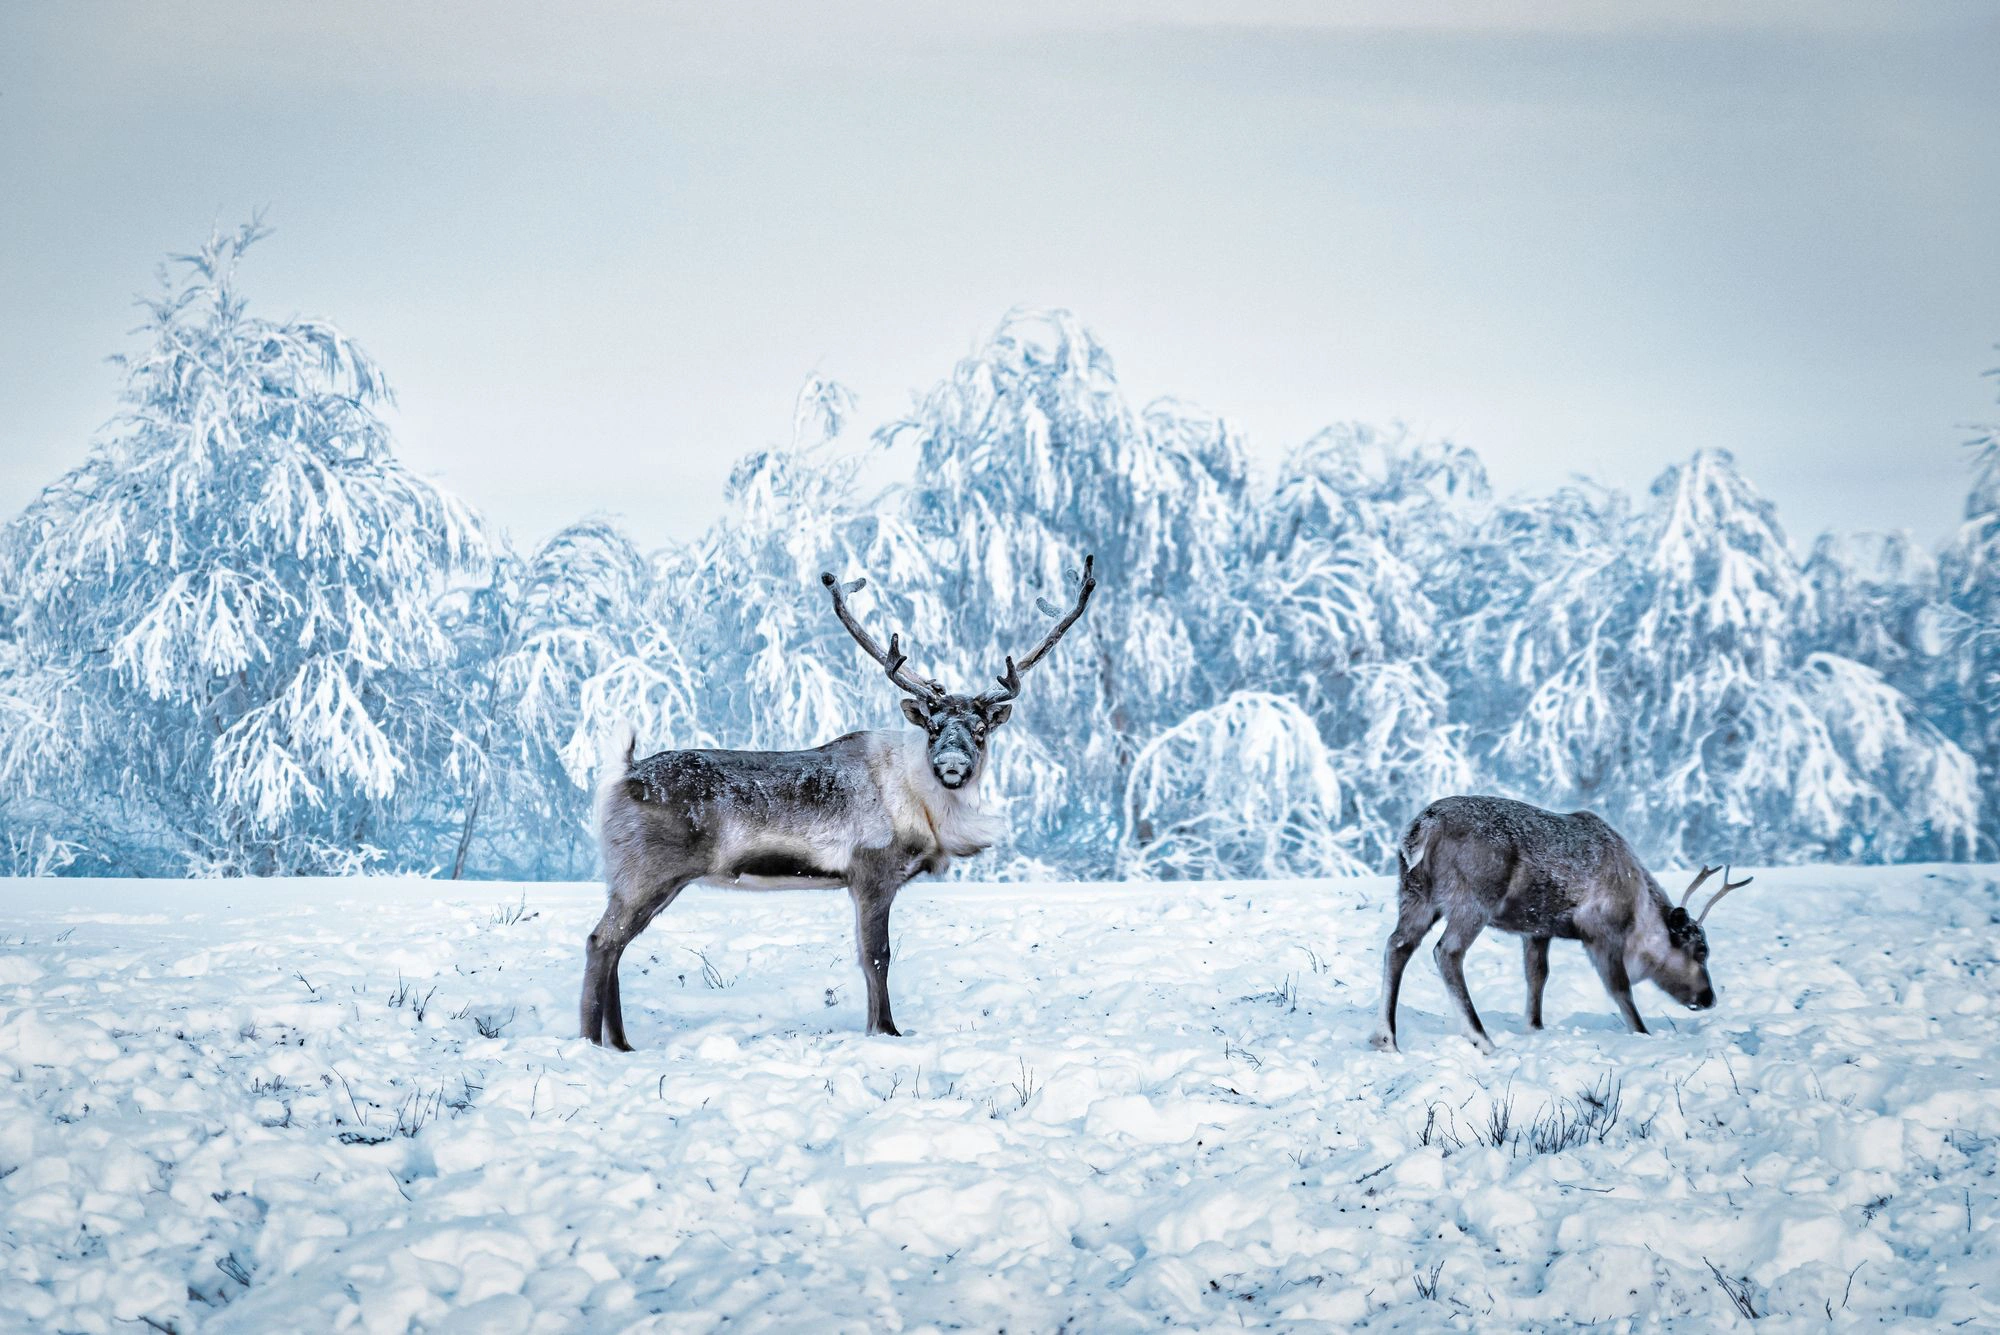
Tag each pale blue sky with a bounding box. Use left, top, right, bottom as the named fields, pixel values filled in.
left=3, top=1, right=1997, bottom=551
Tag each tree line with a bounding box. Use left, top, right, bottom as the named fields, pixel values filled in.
left=2, top=224, right=1992, bottom=878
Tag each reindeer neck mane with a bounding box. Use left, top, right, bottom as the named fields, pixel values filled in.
left=877, top=731, right=1004, bottom=860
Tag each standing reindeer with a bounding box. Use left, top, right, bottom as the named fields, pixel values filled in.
left=580, top=557, right=1097, bottom=1049
left=1371, top=795, right=1751, bottom=1052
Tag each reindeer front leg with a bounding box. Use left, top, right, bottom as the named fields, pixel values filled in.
left=847, top=858, right=909, bottom=1036
left=1586, top=938, right=1648, bottom=1035
left=1523, top=936, right=1551, bottom=1031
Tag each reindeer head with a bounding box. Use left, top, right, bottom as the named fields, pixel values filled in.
left=820, top=556, right=1097, bottom=791
left=893, top=693, right=1008, bottom=789
left=1647, top=864, right=1751, bottom=1010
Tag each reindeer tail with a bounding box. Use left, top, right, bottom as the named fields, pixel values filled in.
left=594, top=722, right=638, bottom=831
left=1399, top=810, right=1438, bottom=873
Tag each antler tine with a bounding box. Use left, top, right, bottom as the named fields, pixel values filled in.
left=1696, top=866, right=1753, bottom=925
left=819, top=571, right=943, bottom=702
left=1680, top=864, right=1721, bottom=909
left=985, top=656, right=1021, bottom=701
left=978, top=554, right=1098, bottom=705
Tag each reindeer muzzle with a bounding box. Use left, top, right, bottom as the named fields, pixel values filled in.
left=933, top=749, right=973, bottom=788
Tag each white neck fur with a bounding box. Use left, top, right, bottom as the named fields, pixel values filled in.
left=887, top=730, right=1005, bottom=859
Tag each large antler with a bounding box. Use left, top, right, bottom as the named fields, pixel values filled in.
left=1695, top=867, right=1753, bottom=925
left=819, top=572, right=944, bottom=702
left=978, top=554, right=1098, bottom=706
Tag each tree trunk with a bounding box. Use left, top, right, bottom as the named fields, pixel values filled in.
left=450, top=789, right=482, bottom=880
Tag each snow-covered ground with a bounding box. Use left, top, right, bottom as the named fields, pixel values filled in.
left=1, top=866, right=1996, bottom=1332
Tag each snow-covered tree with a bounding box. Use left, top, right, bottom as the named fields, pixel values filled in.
left=0, top=222, right=486, bottom=873
left=0, top=570, right=81, bottom=875
left=1803, top=531, right=1945, bottom=685
left=1, top=257, right=1987, bottom=879
left=1121, top=692, right=1359, bottom=879
left=662, top=376, right=938, bottom=752
left=1941, top=372, right=2000, bottom=845
left=879, top=311, right=1254, bottom=872
left=1491, top=450, right=1975, bottom=863
left=1230, top=426, right=1481, bottom=869
left=1449, top=479, right=1633, bottom=801
left=440, top=520, right=703, bottom=878
left=1790, top=651, right=1978, bottom=859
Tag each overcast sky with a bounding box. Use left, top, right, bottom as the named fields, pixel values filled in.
left=3, top=1, right=1997, bottom=552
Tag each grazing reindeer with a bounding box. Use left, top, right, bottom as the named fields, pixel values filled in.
left=581, top=557, right=1097, bottom=1049
left=1370, top=795, right=1751, bottom=1052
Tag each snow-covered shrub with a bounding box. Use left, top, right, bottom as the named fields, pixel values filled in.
left=1120, top=692, right=1362, bottom=879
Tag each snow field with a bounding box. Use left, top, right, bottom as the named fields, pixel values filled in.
left=1, top=866, right=1996, bottom=1331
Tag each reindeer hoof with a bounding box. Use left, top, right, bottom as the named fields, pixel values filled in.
left=1466, top=1033, right=1495, bottom=1055
left=1368, top=1030, right=1397, bottom=1053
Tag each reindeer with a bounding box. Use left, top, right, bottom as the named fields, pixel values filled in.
left=580, top=557, right=1097, bottom=1049
left=1370, top=795, right=1751, bottom=1053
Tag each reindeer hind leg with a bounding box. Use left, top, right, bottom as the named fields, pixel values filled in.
left=580, top=901, right=624, bottom=1047
left=598, top=876, right=692, bottom=1052
left=1371, top=891, right=1440, bottom=1052
left=602, top=946, right=632, bottom=1052
left=1433, top=912, right=1494, bottom=1053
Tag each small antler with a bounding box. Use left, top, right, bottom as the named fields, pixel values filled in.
left=820, top=572, right=944, bottom=702
left=1695, top=867, right=1753, bottom=925
left=978, top=555, right=1098, bottom=706
left=1679, top=865, right=1721, bottom=910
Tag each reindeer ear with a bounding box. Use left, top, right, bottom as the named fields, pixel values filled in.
left=899, top=698, right=930, bottom=728
left=985, top=701, right=1013, bottom=728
